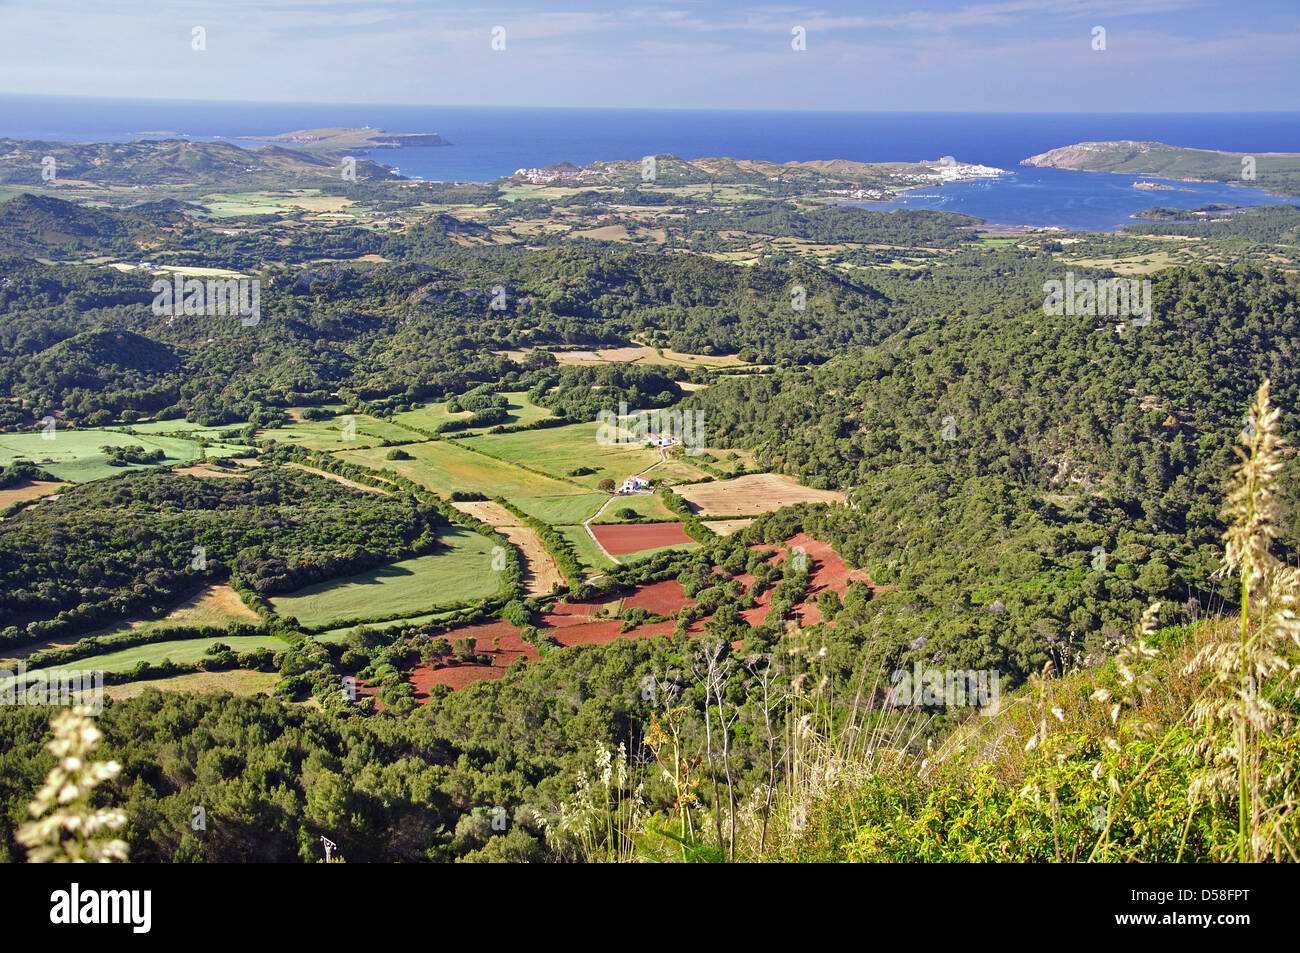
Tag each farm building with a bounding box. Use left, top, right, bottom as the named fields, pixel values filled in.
left=618, top=475, right=653, bottom=494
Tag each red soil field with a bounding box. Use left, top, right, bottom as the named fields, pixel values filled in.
left=406, top=621, right=537, bottom=699
left=590, top=521, right=693, bottom=555
left=785, top=532, right=876, bottom=625
left=417, top=664, right=508, bottom=692
left=738, top=533, right=879, bottom=626
left=622, top=579, right=694, bottom=615
left=551, top=619, right=677, bottom=647
left=381, top=534, right=874, bottom=698
left=540, top=596, right=621, bottom=627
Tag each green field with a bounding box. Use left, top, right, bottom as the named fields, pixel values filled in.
left=556, top=525, right=616, bottom=574
left=391, top=391, right=553, bottom=436
left=107, top=419, right=251, bottom=438
left=511, top=492, right=607, bottom=525
left=268, top=527, right=503, bottom=628
left=337, top=439, right=584, bottom=498
left=2, top=635, right=286, bottom=686
left=621, top=541, right=702, bottom=564
left=197, top=190, right=360, bottom=218
left=0, top=429, right=247, bottom=483
left=260, top=410, right=423, bottom=451
left=313, top=608, right=463, bottom=642
left=593, top=493, right=677, bottom=523
left=461, top=421, right=667, bottom=490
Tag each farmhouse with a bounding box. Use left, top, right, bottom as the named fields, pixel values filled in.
left=618, top=475, right=652, bottom=494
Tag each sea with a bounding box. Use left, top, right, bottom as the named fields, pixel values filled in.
left=2, top=95, right=1299, bottom=232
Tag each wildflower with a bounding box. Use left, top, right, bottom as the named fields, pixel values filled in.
left=17, top=706, right=128, bottom=863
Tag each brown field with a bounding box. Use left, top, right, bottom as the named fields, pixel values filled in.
left=451, top=500, right=566, bottom=596
left=538, top=595, right=622, bottom=627
left=0, top=634, right=80, bottom=667
left=1, top=584, right=262, bottom=667
left=105, top=669, right=279, bottom=700
left=495, top=344, right=749, bottom=369
left=85, top=584, right=261, bottom=638
left=287, top=462, right=390, bottom=494
left=0, top=480, right=66, bottom=507
left=572, top=224, right=629, bottom=241
left=675, top=473, right=844, bottom=517
left=702, top=518, right=754, bottom=536
left=590, top=521, right=693, bottom=555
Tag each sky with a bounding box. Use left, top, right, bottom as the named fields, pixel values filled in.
left=0, top=0, right=1296, bottom=111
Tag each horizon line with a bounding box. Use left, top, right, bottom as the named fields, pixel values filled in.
left=1, top=92, right=1298, bottom=116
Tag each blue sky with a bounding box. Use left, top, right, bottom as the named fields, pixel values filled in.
left=0, top=0, right=1296, bottom=110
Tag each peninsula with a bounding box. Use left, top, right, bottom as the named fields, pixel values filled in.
left=1022, top=140, right=1300, bottom=196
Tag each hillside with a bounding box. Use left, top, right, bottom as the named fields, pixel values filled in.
left=1023, top=140, right=1300, bottom=196
left=0, top=137, right=399, bottom=188
left=0, top=193, right=167, bottom=257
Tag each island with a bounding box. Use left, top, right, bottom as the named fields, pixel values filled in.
left=1132, top=203, right=1240, bottom=222
left=238, top=127, right=451, bottom=151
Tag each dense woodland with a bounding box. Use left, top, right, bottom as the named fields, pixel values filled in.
left=0, top=467, right=444, bottom=646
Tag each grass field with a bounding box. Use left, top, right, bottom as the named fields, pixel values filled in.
left=510, top=492, right=607, bottom=524
left=337, top=439, right=584, bottom=498
left=461, top=421, right=665, bottom=490
left=0, top=429, right=247, bottom=483
left=198, top=190, right=357, bottom=218
left=2, top=635, right=286, bottom=686
left=593, top=493, right=678, bottom=522
left=557, top=525, right=616, bottom=574
left=621, top=541, right=702, bottom=563
left=260, top=411, right=423, bottom=451
left=107, top=419, right=250, bottom=437
left=391, top=391, right=553, bottom=436
left=314, top=609, right=463, bottom=643
left=268, top=527, right=503, bottom=628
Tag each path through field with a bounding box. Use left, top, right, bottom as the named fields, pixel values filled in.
left=581, top=445, right=668, bottom=571
left=450, top=500, right=566, bottom=596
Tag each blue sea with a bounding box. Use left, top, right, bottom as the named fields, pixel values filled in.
left=2, top=95, right=1299, bottom=231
